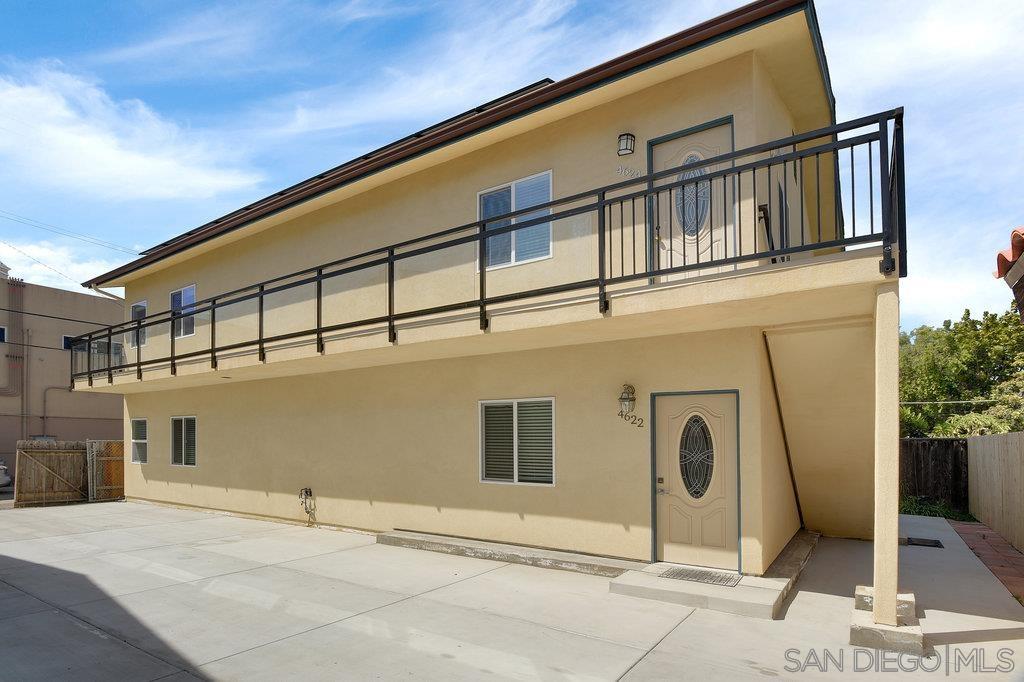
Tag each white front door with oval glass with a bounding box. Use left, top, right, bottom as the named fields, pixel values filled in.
left=649, top=121, right=735, bottom=274
left=655, top=392, right=738, bottom=569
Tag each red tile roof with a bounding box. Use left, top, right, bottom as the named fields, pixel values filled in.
left=996, top=227, right=1024, bottom=279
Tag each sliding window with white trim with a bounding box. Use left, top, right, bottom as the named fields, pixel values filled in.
left=478, top=171, right=552, bottom=268
left=170, top=286, right=196, bottom=339
left=480, top=398, right=554, bottom=485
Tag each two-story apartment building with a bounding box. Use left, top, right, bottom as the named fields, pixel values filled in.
left=73, top=0, right=910, bottom=634
left=0, top=261, right=123, bottom=474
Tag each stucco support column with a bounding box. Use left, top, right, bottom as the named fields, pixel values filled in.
left=850, top=281, right=921, bottom=653
left=872, top=281, right=900, bottom=626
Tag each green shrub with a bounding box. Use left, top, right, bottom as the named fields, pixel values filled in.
left=899, top=495, right=975, bottom=522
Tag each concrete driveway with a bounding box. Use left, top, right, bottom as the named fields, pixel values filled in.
left=0, top=503, right=1022, bottom=680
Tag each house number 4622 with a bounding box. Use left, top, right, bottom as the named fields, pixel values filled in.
left=619, top=412, right=644, bottom=428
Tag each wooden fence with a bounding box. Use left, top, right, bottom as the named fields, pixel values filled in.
left=968, top=432, right=1024, bottom=551
left=899, top=438, right=969, bottom=512
left=14, top=440, right=124, bottom=507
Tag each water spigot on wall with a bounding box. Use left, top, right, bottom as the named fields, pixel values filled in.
left=299, top=487, right=315, bottom=524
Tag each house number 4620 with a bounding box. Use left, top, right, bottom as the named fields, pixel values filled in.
left=619, top=412, right=644, bottom=428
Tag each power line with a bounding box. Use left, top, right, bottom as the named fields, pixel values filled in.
left=900, top=399, right=1000, bottom=405
left=0, top=339, right=69, bottom=352
left=0, top=412, right=123, bottom=422
left=0, top=209, right=138, bottom=255
left=0, top=306, right=112, bottom=327
left=0, top=239, right=80, bottom=286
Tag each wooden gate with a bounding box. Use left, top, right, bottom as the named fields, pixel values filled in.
left=14, top=440, right=124, bottom=507
left=14, top=441, right=88, bottom=506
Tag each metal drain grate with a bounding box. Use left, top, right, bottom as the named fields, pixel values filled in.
left=905, top=537, right=943, bottom=548
left=660, top=566, right=741, bottom=587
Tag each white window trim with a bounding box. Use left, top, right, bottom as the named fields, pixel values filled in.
left=479, top=397, right=555, bottom=487
left=128, top=300, right=148, bottom=348
left=169, top=286, right=196, bottom=340
left=62, top=335, right=75, bottom=351
left=130, top=418, right=148, bottom=464
left=476, top=170, right=554, bottom=271
left=170, top=415, right=198, bottom=467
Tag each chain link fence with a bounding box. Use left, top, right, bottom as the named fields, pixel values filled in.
left=87, top=440, right=125, bottom=502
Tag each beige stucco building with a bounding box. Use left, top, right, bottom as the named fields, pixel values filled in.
left=73, top=0, right=910, bottom=632
left=0, top=262, right=123, bottom=474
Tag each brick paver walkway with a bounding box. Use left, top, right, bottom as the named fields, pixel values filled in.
left=949, top=520, right=1024, bottom=601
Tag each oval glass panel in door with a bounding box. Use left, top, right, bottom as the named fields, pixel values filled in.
left=679, top=415, right=714, bottom=498
left=674, top=153, right=711, bottom=237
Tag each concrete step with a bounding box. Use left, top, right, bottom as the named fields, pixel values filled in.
left=376, top=530, right=648, bottom=577
left=608, top=530, right=820, bottom=620
left=609, top=569, right=783, bottom=619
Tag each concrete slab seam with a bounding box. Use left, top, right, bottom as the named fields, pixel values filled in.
left=615, top=608, right=696, bottom=681
left=192, top=562, right=512, bottom=672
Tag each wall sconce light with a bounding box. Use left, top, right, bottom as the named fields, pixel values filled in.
left=617, top=133, right=636, bottom=156
left=618, top=384, right=636, bottom=415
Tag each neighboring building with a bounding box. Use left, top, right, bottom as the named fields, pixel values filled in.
left=73, top=0, right=910, bottom=633
left=997, top=228, right=1024, bottom=319
left=0, top=262, right=123, bottom=474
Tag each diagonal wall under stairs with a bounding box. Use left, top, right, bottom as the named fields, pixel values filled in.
left=764, top=319, right=876, bottom=539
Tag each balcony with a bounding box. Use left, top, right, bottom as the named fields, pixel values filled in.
left=71, top=110, right=906, bottom=390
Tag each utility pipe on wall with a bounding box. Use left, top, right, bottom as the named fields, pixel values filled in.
left=20, top=327, right=30, bottom=441
left=41, top=385, right=70, bottom=438
left=0, top=279, right=24, bottom=399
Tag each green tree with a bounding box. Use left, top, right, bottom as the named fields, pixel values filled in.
left=930, top=412, right=1010, bottom=437
left=982, top=354, right=1024, bottom=432
left=900, top=302, right=1024, bottom=437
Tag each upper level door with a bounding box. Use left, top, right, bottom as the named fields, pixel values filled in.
left=648, top=120, right=735, bottom=274
left=655, top=392, right=738, bottom=569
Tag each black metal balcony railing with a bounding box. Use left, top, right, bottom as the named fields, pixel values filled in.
left=71, top=109, right=906, bottom=387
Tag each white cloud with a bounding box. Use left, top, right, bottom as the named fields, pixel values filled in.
left=900, top=267, right=1011, bottom=329
left=252, top=0, right=735, bottom=141
left=89, top=1, right=421, bottom=82
left=0, top=63, right=262, bottom=200
left=93, top=9, right=263, bottom=66
left=899, top=205, right=1020, bottom=328
left=89, top=4, right=295, bottom=81
left=330, top=0, right=420, bottom=23
left=262, top=0, right=578, bottom=137
left=0, top=240, right=122, bottom=293
left=820, top=0, right=1024, bottom=116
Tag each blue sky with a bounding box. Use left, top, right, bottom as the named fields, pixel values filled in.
left=0, top=0, right=1021, bottom=329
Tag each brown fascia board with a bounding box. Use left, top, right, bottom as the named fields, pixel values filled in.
left=85, top=0, right=811, bottom=288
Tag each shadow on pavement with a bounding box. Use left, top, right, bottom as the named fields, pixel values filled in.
left=0, top=552, right=208, bottom=680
